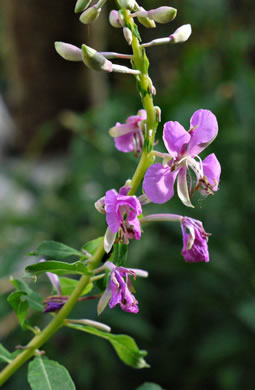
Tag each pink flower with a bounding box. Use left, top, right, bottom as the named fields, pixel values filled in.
left=181, top=217, right=210, bottom=262
left=109, top=109, right=146, bottom=155
left=104, top=188, right=142, bottom=252
left=97, top=262, right=148, bottom=314
left=143, top=109, right=221, bottom=207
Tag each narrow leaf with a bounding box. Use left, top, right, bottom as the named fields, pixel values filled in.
left=136, top=383, right=165, bottom=390
left=26, top=261, right=91, bottom=277
left=7, top=291, right=29, bottom=328
left=0, top=344, right=12, bottom=364
left=28, top=356, right=76, bottom=390
left=82, top=237, right=103, bottom=257
left=58, top=277, right=93, bottom=296
left=30, top=241, right=83, bottom=260
left=67, top=324, right=149, bottom=369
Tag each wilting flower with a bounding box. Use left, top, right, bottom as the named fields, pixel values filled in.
left=181, top=217, right=210, bottom=262
left=43, top=300, right=66, bottom=313
left=103, top=188, right=142, bottom=252
left=97, top=262, right=148, bottom=314
left=143, top=109, right=221, bottom=207
left=109, top=109, right=146, bottom=154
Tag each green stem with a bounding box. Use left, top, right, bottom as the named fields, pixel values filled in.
left=0, top=242, right=104, bottom=386
left=122, top=9, right=157, bottom=195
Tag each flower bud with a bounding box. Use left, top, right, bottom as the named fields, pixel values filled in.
left=148, top=7, right=177, bottom=24
left=169, top=24, right=192, bottom=43
left=137, top=7, right=156, bottom=28
left=123, top=27, right=133, bottom=45
left=74, top=0, right=92, bottom=13
left=109, top=10, right=123, bottom=28
left=81, top=44, right=112, bottom=72
left=118, top=0, right=135, bottom=10
left=54, top=42, right=82, bottom=62
left=80, top=6, right=101, bottom=24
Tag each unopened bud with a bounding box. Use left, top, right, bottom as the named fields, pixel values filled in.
left=80, top=6, right=101, bottom=24
left=109, top=10, right=123, bottom=28
left=111, top=64, right=141, bottom=75
left=118, top=0, right=135, bottom=10
left=75, top=0, right=92, bottom=13
left=137, top=7, right=156, bottom=28
left=154, top=106, right=161, bottom=123
left=82, top=44, right=112, bottom=72
left=148, top=7, right=177, bottom=24
left=123, top=27, right=133, bottom=45
left=54, top=42, right=82, bottom=62
left=169, top=24, right=192, bottom=43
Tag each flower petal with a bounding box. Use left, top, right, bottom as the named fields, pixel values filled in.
left=105, top=190, right=120, bottom=233
left=143, top=163, right=178, bottom=204
left=97, top=284, right=112, bottom=315
left=188, top=109, right=218, bottom=156
left=177, top=167, right=194, bottom=208
left=114, top=133, right=135, bottom=153
left=104, top=227, right=117, bottom=253
left=163, top=121, right=190, bottom=158
left=203, top=153, right=221, bottom=191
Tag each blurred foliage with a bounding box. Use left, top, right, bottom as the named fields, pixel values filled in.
left=1, top=0, right=255, bottom=389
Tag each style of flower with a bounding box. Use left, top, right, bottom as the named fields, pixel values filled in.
left=109, top=109, right=146, bottom=155
left=97, top=262, right=148, bottom=314
left=104, top=188, right=142, bottom=253
left=143, top=109, right=221, bottom=207
left=181, top=217, right=210, bottom=262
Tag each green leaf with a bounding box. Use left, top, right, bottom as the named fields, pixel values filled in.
left=136, top=383, right=165, bottom=390
left=58, top=277, right=93, bottom=296
left=26, top=261, right=91, bottom=277
left=0, top=344, right=21, bottom=364
left=28, top=356, right=76, bottom=390
left=82, top=237, right=103, bottom=257
left=0, top=344, right=12, bottom=364
left=10, top=278, right=44, bottom=312
left=30, top=241, right=83, bottom=260
left=7, top=291, right=29, bottom=328
left=67, top=324, right=149, bottom=369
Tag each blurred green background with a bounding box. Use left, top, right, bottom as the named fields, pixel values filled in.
left=0, top=0, right=255, bottom=389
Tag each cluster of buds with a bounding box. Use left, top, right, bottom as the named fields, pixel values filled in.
left=55, top=1, right=192, bottom=76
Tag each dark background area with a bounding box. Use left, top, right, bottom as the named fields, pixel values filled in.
left=0, top=0, right=255, bottom=389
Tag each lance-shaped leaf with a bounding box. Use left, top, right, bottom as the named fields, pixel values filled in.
left=26, top=261, right=91, bottom=277
left=66, top=324, right=149, bottom=369
left=82, top=236, right=103, bottom=258
left=29, top=241, right=83, bottom=260
left=58, top=277, right=93, bottom=296
left=28, top=356, right=76, bottom=390
left=0, top=344, right=21, bottom=364
left=136, top=383, right=165, bottom=390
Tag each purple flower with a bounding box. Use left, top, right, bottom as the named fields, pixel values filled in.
left=181, top=217, right=210, bottom=262
left=143, top=109, right=221, bottom=207
left=109, top=109, right=146, bottom=154
left=104, top=188, right=142, bottom=253
left=43, top=300, right=65, bottom=313
left=97, top=262, right=147, bottom=314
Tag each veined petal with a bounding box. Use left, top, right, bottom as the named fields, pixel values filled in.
left=97, top=284, right=112, bottom=315
left=177, top=167, right=194, bottom=208
left=109, top=123, right=138, bottom=137
left=127, top=212, right=141, bottom=240
left=163, top=121, right=190, bottom=158
left=105, top=190, right=120, bottom=233
left=203, top=153, right=221, bottom=191
left=104, top=227, right=117, bottom=253
left=188, top=109, right=218, bottom=156
left=143, top=163, right=178, bottom=204
left=114, top=133, right=135, bottom=153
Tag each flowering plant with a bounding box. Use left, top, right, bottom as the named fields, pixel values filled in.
left=0, top=1, right=221, bottom=389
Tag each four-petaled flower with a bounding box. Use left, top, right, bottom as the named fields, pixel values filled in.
left=143, top=109, right=221, bottom=207
left=109, top=109, right=146, bottom=155
left=104, top=188, right=142, bottom=253
left=181, top=217, right=210, bottom=262
left=97, top=262, right=148, bottom=314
